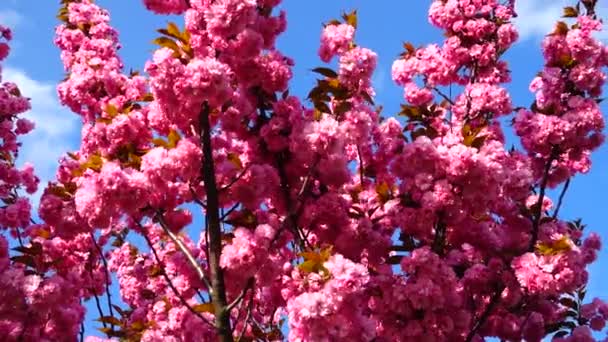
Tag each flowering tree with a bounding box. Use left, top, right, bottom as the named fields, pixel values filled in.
left=1, top=0, right=608, bottom=340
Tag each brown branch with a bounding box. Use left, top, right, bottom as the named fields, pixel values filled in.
left=270, top=159, right=317, bottom=250
left=357, top=145, right=365, bottom=186
left=236, top=294, right=254, bottom=341
left=90, top=233, right=115, bottom=323
left=275, top=153, right=307, bottom=250
left=431, top=219, right=447, bottom=256
left=155, top=212, right=213, bottom=293
left=552, top=178, right=570, bottom=220
left=79, top=322, right=85, bottom=342
left=220, top=165, right=251, bottom=193
left=92, top=292, right=107, bottom=329
left=143, top=232, right=213, bottom=327
left=226, top=278, right=254, bottom=313
left=220, top=203, right=240, bottom=221
left=189, top=185, right=207, bottom=209
left=433, top=87, right=455, bottom=105
left=465, top=286, right=504, bottom=342
left=528, top=150, right=557, bottom=252
left=199, top=102, right=233, bottom=341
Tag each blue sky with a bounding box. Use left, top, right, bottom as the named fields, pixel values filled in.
left=1, top=0, right=607, bottom=337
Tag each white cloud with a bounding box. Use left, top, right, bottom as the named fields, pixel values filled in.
left=0, top=9, right=23, bottom=29
left=514, top=0, right=608, bottom=41
left=3, top=67, right=80, bottom=199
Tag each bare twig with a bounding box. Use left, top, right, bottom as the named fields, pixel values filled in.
left=220, top=203, right=240, bottom=221
left=528, top=150, right=557, bottom=252
left=143, top=233, right=213, bottom=327
left=189, top=185, right=207, bottom=209
left=227, top=278, right=254, bottom=312
left=465, top=287, right=504, bottom=342
left=220, top=165, right=251, bottom=192
left=236, top=294, right=254, bottom=341
left=90, top=233, right=115, bottom=323
left=92, top=292, right=107, bottom=329
left=552, top=178, right=570, bottom=220
left=155, top=212, right=213, bottom=293
left=270, top=161, right=317, bottom=249
left=433, top=87, right=455, bottom=105
left=79, top=322, right=85, bottom=342
left=357, top=145, right=365, bottom=186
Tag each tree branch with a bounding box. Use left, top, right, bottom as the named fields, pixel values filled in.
left=143, top=232, right=213, bottom=327
left=154, top=212, right=213, bottom=293
left=433, top=87, right=455, bottom=105
left=270, top=158, right=317, bottom=250
left=357, top=145, right=365, bottom=186
left=236, top=294, right=254, bottom=342
left=465, top=287, right=504, bottom=342
left=552, top=178, right=570, bottom=220
left=90, top=233, right=115, bottom=323
left=528, top=150, right=557, bottom=252
left=431, top=218, right=447, bottom=256
left=79, top=322, right=85, bottom=342
left=220, top=165, right=251, bottom=193
left=199, top=102, right=233, bottom=341
left=226, top=278, right=254, bottom=313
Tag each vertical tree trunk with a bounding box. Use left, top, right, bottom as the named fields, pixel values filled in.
left=199, top=103, right=233, bottom=341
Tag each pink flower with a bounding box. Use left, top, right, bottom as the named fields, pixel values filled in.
left=143, top=0, right=188, bottom=14
left=319, top=23, right=355, bottom=62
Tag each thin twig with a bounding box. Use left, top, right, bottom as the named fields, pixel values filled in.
left=227, top=278, right=254, bottom=312
left=357, top=145, right=365, bottom=186
left=90, top=233, right=115, bottom=323
left=92, top=292, right=107, bottom=329
left=236, top=294, right=254, bottom=341
left=272, top=157, right=319, bottom=250
left=143, top=233, right=213, bottom=327
left=465, top=287, right=504, bottom=342
left=155, top=212, right=213, bottom=293
left=189, top=185, right=207, bottom=209
left=528, top=151, right=557, bottom=252
left=79, top=322, right=85, bottom=342
left=552, top=178, right=570, bottom=219
left=220, top=203, right=240, bottom=221
left=220, top=165, right=251, bottom=192
left=433, top=87, right=455, bottom=105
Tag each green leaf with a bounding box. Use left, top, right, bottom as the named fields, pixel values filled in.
left=192, top=303, right=215, bottom=313
left=314, top=101, right=332, bottom=115
left=333, top=101, right=353, bottom=116
left=361, top=91, right=375, bottom=105
left=311, top=67, right=338, bottom=78
left=12, top=242, right=43, bottom=255
left=167, top=22, right=181, bottom=38
left=96, top=316, right=122, bottom=326
left=342, top=10, right=358, bottom=28
left=562, top=6, right=579, bottom=18
left=152, top=37, right=180, bottom=53
left=10, top=255, right=36, bottom=268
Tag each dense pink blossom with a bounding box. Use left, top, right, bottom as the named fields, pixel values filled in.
left=143, top=0, right=188, bottom=14
left=319, top=23, right=355, bottom=62
left=1, top=0, right=607, bottom=341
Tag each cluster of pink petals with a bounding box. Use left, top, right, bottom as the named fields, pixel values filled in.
left=515, top=16, right=607, bottom=185
left=1, top=0, right=607, bottom=340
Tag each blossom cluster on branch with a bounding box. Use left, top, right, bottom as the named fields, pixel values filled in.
left=1, top=0, right=608, bottom=341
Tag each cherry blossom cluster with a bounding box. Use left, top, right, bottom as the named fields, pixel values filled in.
left=514, top=15, right=607, bottom=186
left=1, top=0, right=607, bottom=341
